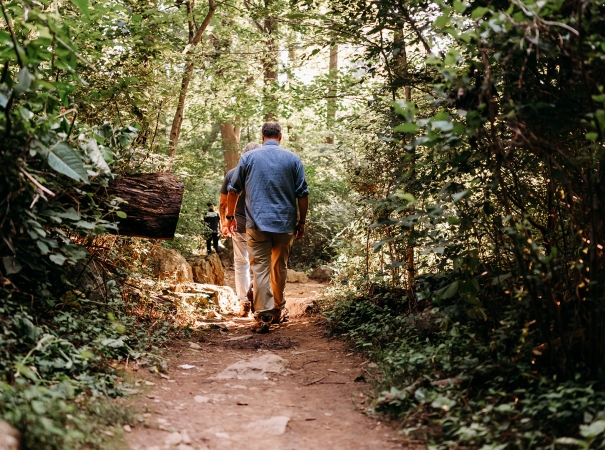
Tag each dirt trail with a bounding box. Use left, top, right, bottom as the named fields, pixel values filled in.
left=126, top=273, right=403, bottom=450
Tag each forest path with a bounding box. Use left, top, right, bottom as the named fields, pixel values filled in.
left=126, top=273, right=405, bottom=450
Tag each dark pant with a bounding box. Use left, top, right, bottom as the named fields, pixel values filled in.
left=206, top=232, right=220, bottom=254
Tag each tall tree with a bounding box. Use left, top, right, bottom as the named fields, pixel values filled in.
left=168, top=0, right=217, bottom=159
left=220, top=120, right=241, bottom=172
left=326, top=44, right=338, bottom=144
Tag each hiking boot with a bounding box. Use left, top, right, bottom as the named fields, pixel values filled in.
left=272, top=307, right=289, bottom=325
left=251, top=315, right=272, bottom=334
left=237, top=301, right=251, bottom=318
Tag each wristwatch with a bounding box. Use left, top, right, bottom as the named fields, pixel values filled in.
left=226, top=215, right=235, bottom=220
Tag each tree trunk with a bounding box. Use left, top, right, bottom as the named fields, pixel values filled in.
left=167, top=0, right=217, bottom=159
left=326, top=44, right=338, bottom=144
left=168, top=60, right=195, bottom=158
left=105, top=173, right=185, bottom=239
left=220, top=120, right=241, bottom=173
left=394, top=28, right=416, bottom=299
left=262, top=7, right=278, bottom=121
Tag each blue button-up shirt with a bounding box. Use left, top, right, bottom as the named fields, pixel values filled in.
left=228, top=140, right=309, bottom=233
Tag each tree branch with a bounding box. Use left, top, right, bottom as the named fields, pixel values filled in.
left=19, top=167, right=56, bottom=197
left=190, top=0, right=216, bottom=47
left=0, top=0, right=24, bottom=68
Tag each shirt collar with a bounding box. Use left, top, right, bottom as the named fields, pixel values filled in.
left=264, top=140, right=279, bottom=146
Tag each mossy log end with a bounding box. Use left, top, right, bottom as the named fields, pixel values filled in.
left=106, top=173, right=184, bottom=239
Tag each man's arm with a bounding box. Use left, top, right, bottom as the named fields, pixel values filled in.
left=226, top=191, right=240, bottom=233
left=219, top=193, right=230, bottom=236
left=295, top=195, right=309, bottom=241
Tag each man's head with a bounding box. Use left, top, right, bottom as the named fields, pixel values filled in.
left=243, top=142, right=261, bottom=154
left=207, top=202, right=214, bottom=211
left=261, top=122, right=282, bottom=143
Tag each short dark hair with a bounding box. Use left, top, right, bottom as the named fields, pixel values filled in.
left=207, top=202, right=214, bottom=207
left=261, top=122, right=282, bottom=138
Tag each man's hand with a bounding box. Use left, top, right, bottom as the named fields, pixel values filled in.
left=221, top=223, right=232, bottom=237
left=227, top=217, right=237, bottom=234
left=294, top=222, right=305, bottom=241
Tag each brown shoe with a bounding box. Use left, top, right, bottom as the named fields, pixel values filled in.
left=237, top=301, right=251, bottom=318
left=272, top=307, right=289, bottom=325
left=251, top=316, right=271, bottom=334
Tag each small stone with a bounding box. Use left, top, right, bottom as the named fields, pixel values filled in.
left=123, top=424, right=132, bottom=433
left=178, top=364, right=196, bottom=370
left=145, top=381, right=156, bottom=386
left=215, top=432, right=230, bottom=439
left=215, top=353, right=289, bottom=380
left=181, top=430, right=192, bottom=444
left=194, top=395, right=210, bottom=403
left=246, top=416, right=290, bottom=435
left=189, top=342, right=202, bottom=349
left=164, top=431, right=182, bottom=446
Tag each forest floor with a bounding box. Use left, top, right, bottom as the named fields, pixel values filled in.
left=124, top=272, right=408, bottom=450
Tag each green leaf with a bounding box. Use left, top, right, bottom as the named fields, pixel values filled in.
left=394, top=190, right=416, bottom=203
left=37, top=241, right=50, bottom=254
left=431, top=396, right=456, bottom=411
left=73, top=220, right=96, bottom=229
left=434, top=15, right=449, bottom=28
left=586, top=132, right=598, bottom=141
left=49, top=253, right=67, bottom=265
left=48, top=142, right=88, bottom=183
left=79, top=137, right=111, bottom=174
left=70, top=0, right=90, bottom=18
left=116, top=211, right=127, bottom=219
left=580, top=420, right=605, bottom=438
left=394, top=123, right=419, bottom=133
left=15, top=67, right=34, bottom=95
left=492, top=273, right=512, bottom=285
left=2, top=256, right=22, bottom=275
left=0, top=93, right=8, bottom=108
left=452, top=189, right=470, bottom=202
left=471, top=6, right=489, bottom=19
left=436, top=281, right=458, bottom=299
left=453, top=0, right=467, bottom=13
left=55, top=207, right=81, bottom=221
left=15, top=363, right=38, bottom=381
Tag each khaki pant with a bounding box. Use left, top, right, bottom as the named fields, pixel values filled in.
left=247, top=229, right=294, bottom=318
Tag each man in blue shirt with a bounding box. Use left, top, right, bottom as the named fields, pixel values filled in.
left=226, top=122, right=309, bottom=333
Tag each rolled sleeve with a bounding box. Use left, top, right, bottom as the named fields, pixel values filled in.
left=228, top=163, right=245, bottom=195
left=294, top=161, right=310, bottom=198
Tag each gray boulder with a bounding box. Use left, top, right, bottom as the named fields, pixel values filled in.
left=310, top=265, right=334, bottom=282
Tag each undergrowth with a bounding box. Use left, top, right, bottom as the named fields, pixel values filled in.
left=326, top=289, right=605, bottom=449
left=0, top=237, right=189, bottom=449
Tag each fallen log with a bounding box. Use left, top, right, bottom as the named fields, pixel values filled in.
left=105, top=173, right=184, bottom=239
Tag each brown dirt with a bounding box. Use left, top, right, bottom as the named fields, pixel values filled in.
left=125, top=273, right=406, bottom=450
